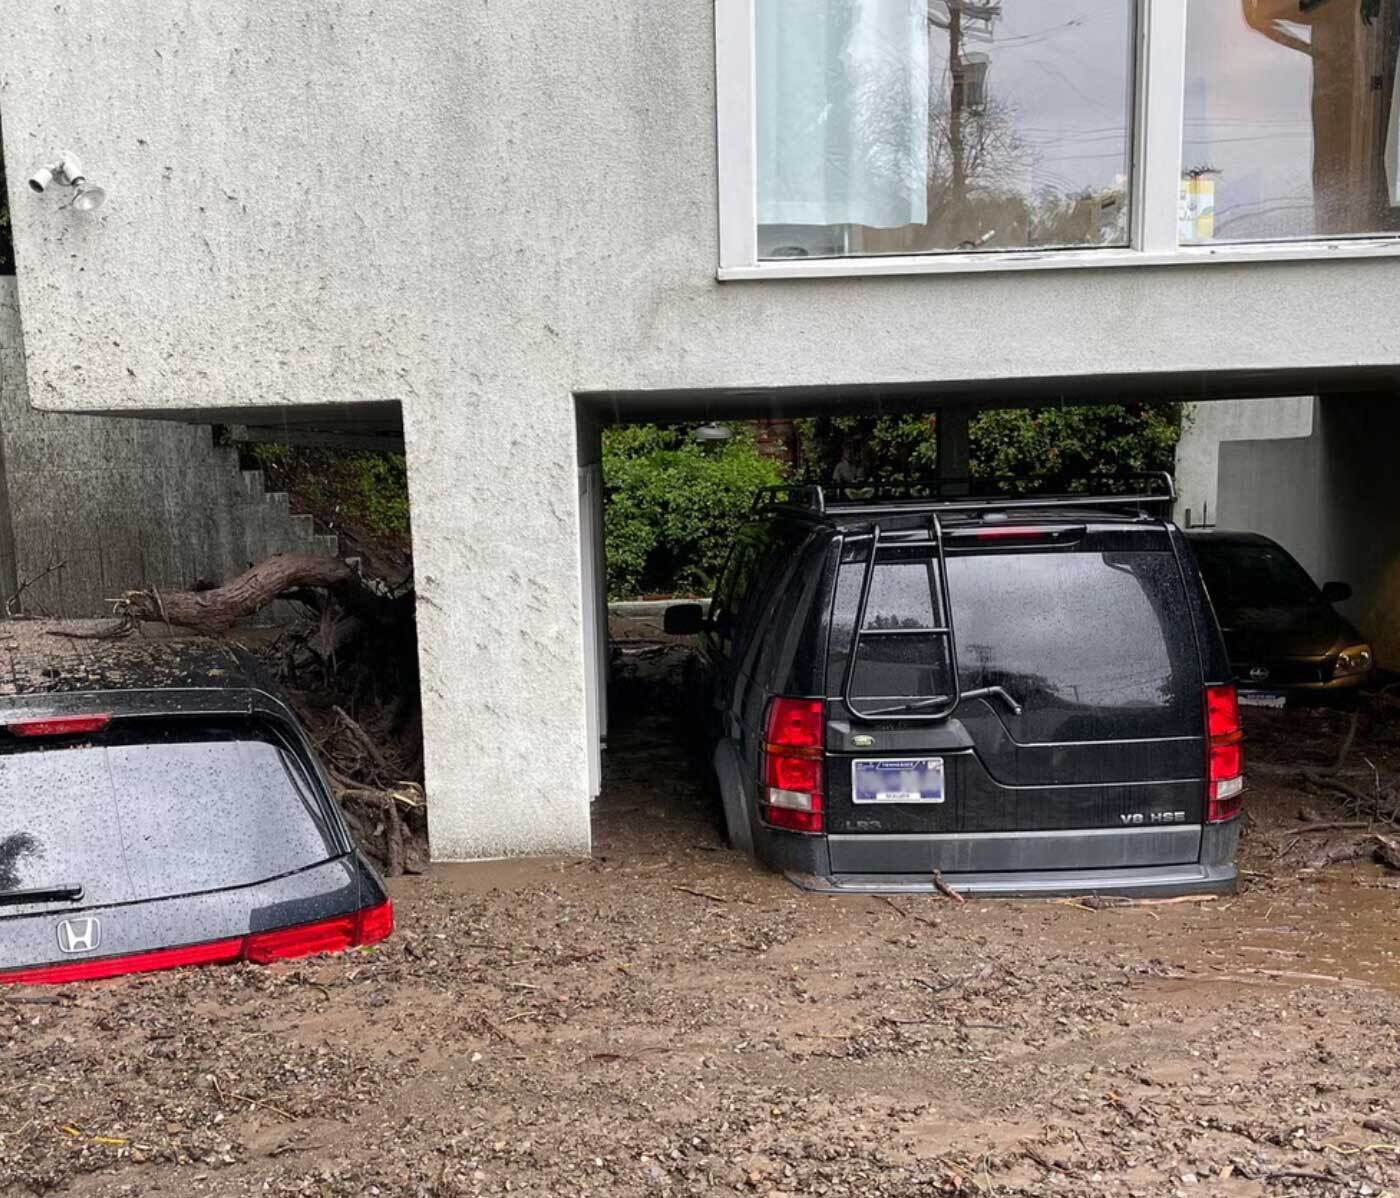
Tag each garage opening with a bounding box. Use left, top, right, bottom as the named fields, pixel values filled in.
left=582, top=396, right=1189, bottom=858
left=0, top=398, right=426, bottom=880
left=579, top=385, right=1400, bottom=893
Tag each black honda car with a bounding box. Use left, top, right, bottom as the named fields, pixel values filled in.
left=666, top=476, right=1243, bottom=898
left=0, top=623, right=392, bottom=984
left=1185, top=530, right=1374, bottom=704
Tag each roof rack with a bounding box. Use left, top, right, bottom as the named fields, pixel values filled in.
left=752, top=472, right=1176, bottom=520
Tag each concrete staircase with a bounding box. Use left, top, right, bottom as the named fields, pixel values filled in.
left=0, top=275, right=340, bottom=617
left=229, top=448, right=341, bottom=570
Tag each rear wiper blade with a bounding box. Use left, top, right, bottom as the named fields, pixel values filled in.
left=860, top=686, right=1023, bottom=719
left=0, top=884, right=84, bottom=907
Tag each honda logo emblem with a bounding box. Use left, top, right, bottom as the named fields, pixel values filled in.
left=56, top=917, right=102, bottom=955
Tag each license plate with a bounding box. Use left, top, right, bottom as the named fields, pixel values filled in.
left=852, top=758, right=945, bottom=804
left=1238, top=690, right=1287, bottom=709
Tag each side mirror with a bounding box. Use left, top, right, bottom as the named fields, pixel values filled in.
left=1321, top=581, right=1352, bottom=603
left=663, top=602, right=706, bottom=636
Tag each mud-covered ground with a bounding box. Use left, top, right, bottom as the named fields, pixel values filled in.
left=2, top=648, right=1399, bottom=1197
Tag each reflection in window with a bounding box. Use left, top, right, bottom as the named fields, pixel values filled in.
left=1182, top=0, right=1400, bottom=243
left=755, top=0, right=1136, bottom=259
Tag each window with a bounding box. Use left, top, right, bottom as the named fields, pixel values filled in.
left=716, top=0, right=1400, bottom=276
left=756, top=0, right=1136, bottom=259
left=0, top=719, right=339, bottom=908
left=828, top=546, right=1197, bottom=740
left=1182, top=0, right=1400, bottom=243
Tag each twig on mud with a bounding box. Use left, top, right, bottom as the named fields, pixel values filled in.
left=880, top=896, right=940, bottom=927
left=1321, top=1141, right=1400, bottom=1156
left=672, top=885, right=727, bottom=903
left=931, top=871, right=965, bottom=904
left=1021, top=1143, right=1080, bottom=1178
left=1235, top=1166, right=1340, bottom=1185
left=231, top=1092, right=297, bottom=1122
left=1285, top=821, right=1374, bottom=835
left=1059, top=894, right=1218, bottom=910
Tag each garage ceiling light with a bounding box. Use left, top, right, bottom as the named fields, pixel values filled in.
left=693, top=422, right=734, bottom=442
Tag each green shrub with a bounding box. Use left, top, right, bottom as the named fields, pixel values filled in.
left=250, top=444, right=411, bottom=544
left=796, top=404, right=1184, bottom=484
left=603, top=425, right=784, bottom=599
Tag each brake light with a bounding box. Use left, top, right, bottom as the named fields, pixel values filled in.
left=5, top=714, right=111, bottom=738
left=0, top=938, right=245, bottom=986
left=0, top=901, right=394, bottom=986
left=246, top=914, right=358, bottom=963
left=972, top=527, right=1055, bottom=541
left=761, top=698, right=824, bottom=834
left=356, top=899, right=395, bottom=946
left=1205, top=683, right=1244, bottom=822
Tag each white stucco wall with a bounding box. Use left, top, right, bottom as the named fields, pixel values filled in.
left=1173, top=397, right=1315, bottom=528
left=4, top=3, right=1400, bottom=859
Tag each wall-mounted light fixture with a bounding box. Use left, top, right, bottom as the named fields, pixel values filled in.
left=693, top=422, right=734, bottom=443
left=28, top=153, right=106, bottom=212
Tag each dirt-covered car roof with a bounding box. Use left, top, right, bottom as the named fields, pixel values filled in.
left=0, top=619, right=260, bottom=699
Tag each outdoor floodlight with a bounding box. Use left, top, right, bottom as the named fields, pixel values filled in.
left=693, top=422, right=734, bottom=443
left=29, top=153, right=106, bottom=212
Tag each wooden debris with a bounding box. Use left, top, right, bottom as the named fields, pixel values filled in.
left=672, top=885, right=727, bottom=903
left=931, top=870, right=965, bottom=904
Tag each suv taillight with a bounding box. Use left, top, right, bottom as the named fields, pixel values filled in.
left=761, top=697, right=825, bottom=834
left=1205, top=684, right=1244, bottom=822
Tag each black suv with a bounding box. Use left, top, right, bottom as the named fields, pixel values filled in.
left=666, top=477, right=1243, bottom=897
left=0, top=623, right=391, bottom=984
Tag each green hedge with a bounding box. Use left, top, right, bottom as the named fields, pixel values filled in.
left=796, top=404, right=1184, bottom=484
left=603, top=425, right=784, bottom=599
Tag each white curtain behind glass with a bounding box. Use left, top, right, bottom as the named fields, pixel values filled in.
left=757, top=0, right=929, bottom=229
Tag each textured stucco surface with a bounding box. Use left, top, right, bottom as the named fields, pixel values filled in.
left=1173, top=397, right=1315, bottom=529
left=4, top=3, right=1400, bottom=858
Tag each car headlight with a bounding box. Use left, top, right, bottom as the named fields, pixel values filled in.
left=1334, top=643, right=1373, bottom=677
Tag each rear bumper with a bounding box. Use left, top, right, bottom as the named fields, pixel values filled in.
left=759, top=819, right=1241, bottom=899
left=788, top=862, right=1237, bottom=899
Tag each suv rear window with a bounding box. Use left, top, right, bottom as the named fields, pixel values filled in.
left=831, top=545, right=1200, bottom=738
left=0, top=717, right=340, bottom=910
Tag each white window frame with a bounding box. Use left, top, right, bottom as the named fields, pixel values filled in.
left=715, top=0, right=1400, bottom=280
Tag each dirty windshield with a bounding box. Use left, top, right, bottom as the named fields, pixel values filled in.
left=0, top=718, right=339, bottom=911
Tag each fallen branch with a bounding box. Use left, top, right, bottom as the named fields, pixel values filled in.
left=931, top=870, right=965, bottom=904
left=112, top=554, right=356, bottom=634
left=1285, top=821, right=1373, bottom=835
left=1068, top=894, right=1219, bottom=910
left=673, top=885, right=727, bottom=904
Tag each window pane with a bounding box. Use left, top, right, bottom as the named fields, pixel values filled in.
left=0, top=719, right=338, bottom=908
left=755, top=0, right=1136, bottom=259
left=1182, top=0, right=1400, bottom=244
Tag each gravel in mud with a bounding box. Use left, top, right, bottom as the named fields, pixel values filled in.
left=2, top=650, right=1399, bottom=1197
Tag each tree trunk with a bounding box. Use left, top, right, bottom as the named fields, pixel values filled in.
left=121, top=554, right=356, bottom=634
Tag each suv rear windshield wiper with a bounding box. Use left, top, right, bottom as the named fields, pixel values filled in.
left=862, top=686, right=1023, bottom=719
left=0, top=884, right=84, bottom=907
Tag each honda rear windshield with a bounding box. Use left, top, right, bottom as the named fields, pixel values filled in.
left=0, top=717, right=340, bottom=912
left=830, top=545, right=1201, bottom=739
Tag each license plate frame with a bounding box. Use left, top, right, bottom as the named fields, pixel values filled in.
left=1238, top=690, right=1287, bottom=709
left=852, top=757, right=946, bottom=804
